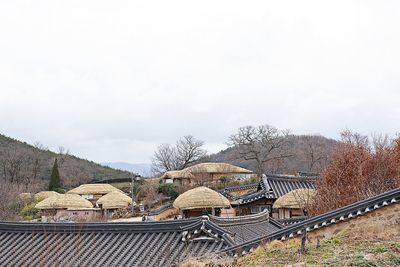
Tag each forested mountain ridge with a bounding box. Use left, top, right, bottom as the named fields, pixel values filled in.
left=204, top=135, right=337, bottom=175
left=0, top=134, right=132, bottom=189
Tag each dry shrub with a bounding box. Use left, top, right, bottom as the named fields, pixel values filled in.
left=0, top=182, right=34, bottom=220
left=310, top=132, right=400, bottom=215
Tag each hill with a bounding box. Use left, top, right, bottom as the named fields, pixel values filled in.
left=204, top=135, right=337, bottom=174
left=0, top=134, right=132, bottom=190
left=101, top=162, right=151, bottom=176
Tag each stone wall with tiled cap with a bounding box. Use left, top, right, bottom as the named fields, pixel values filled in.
left=306, top=202, right=400, bottom=242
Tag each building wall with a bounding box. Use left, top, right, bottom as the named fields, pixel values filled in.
left=150, top=207, right=179, bottom=221
left=41, top=209, right=101, bottom=222
left=235, top=199, right=275, bottom=216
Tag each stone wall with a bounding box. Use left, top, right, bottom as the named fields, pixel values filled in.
left=304, top=203, right=400, bottom=242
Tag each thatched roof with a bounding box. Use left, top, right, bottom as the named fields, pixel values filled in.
left=35, top=194, right=93, bottom=210
left=160, top=169, right=194, bottom=179
left=160, top=163, right=253, bottom=179
left=67, top=184, right=122, bottom=195
left=173, top=186, right=231, bottom=210
left=97, top=191, right=132, bottom=209
left=34, top=191, right=61, bottom=201
left=272, top=189, right=316, bottom=209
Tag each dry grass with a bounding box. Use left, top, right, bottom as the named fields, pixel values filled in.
left=181, top=231, right=400, bottom=267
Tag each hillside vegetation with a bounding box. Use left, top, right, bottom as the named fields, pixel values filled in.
left=0, top=134, right=132, bottom=190
left=205, top=135, right=337, bottom=174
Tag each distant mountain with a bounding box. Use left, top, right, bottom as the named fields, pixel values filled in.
left=101, top=162, right=151, bottom=176
left=0, top=134, right=132, bottom=189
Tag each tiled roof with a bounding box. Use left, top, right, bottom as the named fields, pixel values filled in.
left=232, top=174, right=316, bottom=205
left=221, top=188, right=400, bottom=257
left=0, top=210, right=280, bottom=266
left=209, top=210, right=283, bottom=244
left=218, top=183, right=258, bottom=199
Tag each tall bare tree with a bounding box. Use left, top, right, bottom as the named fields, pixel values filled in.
left=151, top=135, right=207, bottom=175
left=302, top=135, right=330, bottom=173
left=229, top=125, right=292, bottom=176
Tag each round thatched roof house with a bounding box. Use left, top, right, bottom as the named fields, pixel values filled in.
left=272, top=188, right=316, bottom=209
left=34, top=191, right=61, bottom=201
left=67, top=184, right=122, bottom=196
left=173, top=186, right=230, bottom=211
left=97, top=191, right=132, bottom=210
left=35, top=194, right=93, bottom=210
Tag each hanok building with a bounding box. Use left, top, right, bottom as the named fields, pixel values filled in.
left=67, top=183, right=122, bottom=204
left=272, top=188, right=316, bottom=220
left=96, top=191, right=133, bottom=217
left=35, top=194, right=100, bottom=222
left=160, top=163, right=255, bottom=186
left=173, top=186, right=232, bottom=217
left=231, top=174, right=316, bottom=218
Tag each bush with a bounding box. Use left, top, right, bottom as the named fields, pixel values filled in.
left=158, top=184, right=179, bottom=199
left=20, top=201, right=41, bottom=220
left=53, top=188, right=66, bottom=194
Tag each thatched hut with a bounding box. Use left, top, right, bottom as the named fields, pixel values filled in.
left=34, top=191, right=60, bottom=201
left=161, top=163, right=255, bottom=186
left=35, top=194, right=99, bottom=222
left=173, top=186, right=231, bottom=217
left=97, top=191, right=132, bottom=217
left=67, top=184, right=122, bottom=203
left=272, top=188, right=316, bottom=219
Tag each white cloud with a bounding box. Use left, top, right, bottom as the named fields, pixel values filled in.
left=0, top=1, right=400, bottom=163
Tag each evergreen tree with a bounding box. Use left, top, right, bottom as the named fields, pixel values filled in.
left=49, top=159, right=61, bottom=191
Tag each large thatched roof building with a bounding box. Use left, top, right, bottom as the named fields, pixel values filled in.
left=35, top=194, right=99, bottom=222
left=173, top=186, right=231, bottom=217
left=272, top=188, right=316, bottom=209
left=34, top=191, right=60, bottom=201
left=67, top=184, right=122, bottom=201
left=35, top=194, right=93, bottom=210
left=272, top=188, right=316, bottom=219
left=161, top=163, right=255, bottom=185
left=97, top=191, right=132, bottom=210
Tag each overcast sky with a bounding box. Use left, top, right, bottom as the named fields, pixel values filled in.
left=1, top=1, right=400, bottom=164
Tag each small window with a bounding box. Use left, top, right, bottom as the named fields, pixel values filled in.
left=85, top=212, right=89, bottom=215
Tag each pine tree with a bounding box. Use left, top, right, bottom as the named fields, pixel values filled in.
left=49, top=158, right=61, bottom=191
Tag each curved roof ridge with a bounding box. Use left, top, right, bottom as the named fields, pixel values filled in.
left=0, top=217, right=202, bottom=233
left=265, top=174, right=318, bottom=182
left=209, top=210, right=270, bottom=226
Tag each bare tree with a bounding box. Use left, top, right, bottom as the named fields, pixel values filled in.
left=302, top=135, right=330, bottom=173
left=151, top=144, right=178, bottom=174
left=151, top=135, right=207, bottom=175
left=2, top=149, right=25, bottom=183
left=229, top=125, right=292, bottom=176
left=176, top=136, right=207, bottom=168
left=57, top=146, right=70, bottom=167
